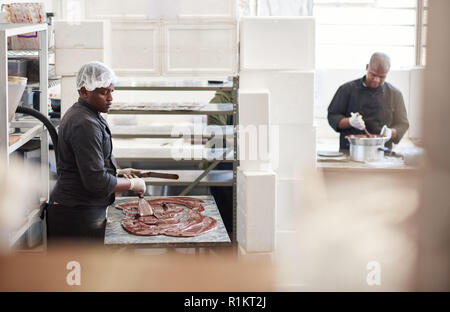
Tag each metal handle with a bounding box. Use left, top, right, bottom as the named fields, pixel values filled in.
left=138, top=171, right=179, bottom=180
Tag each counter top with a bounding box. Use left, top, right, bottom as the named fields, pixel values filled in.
left=316, top=137, right=422, bottom=172
left=317, top=155, right=418, bottom=172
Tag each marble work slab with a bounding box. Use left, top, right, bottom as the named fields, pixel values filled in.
left=105, top=195, right=231, bottom=247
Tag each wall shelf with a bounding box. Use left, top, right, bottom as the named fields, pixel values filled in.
left=111, top=125, right=233, bottom=139
left=8, top=208, right=40, bottom=247
left=8, top=124, right=43, bottom=154
left=115, top=79, right=234, bottom=91
left=108, top=102, right=234, bottom=115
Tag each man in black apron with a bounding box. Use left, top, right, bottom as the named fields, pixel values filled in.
left=327, top=52, right=409, bottom=152
left=46, top=62, right=146, bottom=246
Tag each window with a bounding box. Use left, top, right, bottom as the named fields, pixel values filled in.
left=245, top=0, right=426, bottom=68
left=418, top=0, right=427, bottom=66
left=313, top=0, right=421, bottom=68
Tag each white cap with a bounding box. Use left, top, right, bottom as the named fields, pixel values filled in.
left=76, top=61, right=117, bottom=91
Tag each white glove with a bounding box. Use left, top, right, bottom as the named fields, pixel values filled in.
left=128, top=178, right=146, bottom=195
left=380, top=125, right=392, bottom=141
left=117, top=168, right=142, bottom=178
left=349, top=112, right=366, bottom=130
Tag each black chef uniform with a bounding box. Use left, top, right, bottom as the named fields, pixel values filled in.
left=327, top=76, right=409, bottom=151
left=47, top=98, right=118, bottom=244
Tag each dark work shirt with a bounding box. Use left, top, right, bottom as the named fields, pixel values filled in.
left=327, top=76, right=409, bottom=151
left=51, top=98, right=118, bottom=207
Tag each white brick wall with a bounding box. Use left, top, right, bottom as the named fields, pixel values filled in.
left=240, top=70, right=315, bottom=125
left=54, top=20, right=110, bottom=49
left=240, top=17, right=315, bottom=70
left=276, top=179, right=305, bottom=232
left=238, top=89, right=272, bottom=171
left=60, top=75, right=78, bottom=115
left=55, top=48, right=110, bottom=76
left=272, top=124, right=316, bottom=179
left=237, top=169, right=276, bottom=252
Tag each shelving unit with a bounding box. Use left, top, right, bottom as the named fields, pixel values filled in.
left=0, top=23, right=49, bottom=248
left=110, top=124, right=233, bottom=139
left=8, top=49, right=59, bottom=88
left=112, top=147, right=235, bottom=162
left=7, top=49, right=54, bottom=59
left=108, top=102, right=233, bottom=115
left=111, top=76, right=239, bottom=242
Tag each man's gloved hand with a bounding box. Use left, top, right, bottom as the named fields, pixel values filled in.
left=349, top=112, right=366, bottom=130
left=117, top=168, right=142, bottom=178
left=128, top=178, right=146, bottom=195
left=380, top=125, right=392, bottom=141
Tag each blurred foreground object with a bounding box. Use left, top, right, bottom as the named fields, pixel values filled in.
left=0, top=157, right=41, bottom=253
left=0, top=245, right=274, bottom=291
left=274, top=169, right=419, bottom=291
left=416, top=0, right=450, bottom=291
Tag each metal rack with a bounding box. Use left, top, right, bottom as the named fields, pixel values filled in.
left=7, top=49, right=54, bottom=59
left=110, top=76, right=239, bottom=242
left=0, top=23, right=49, bottom=248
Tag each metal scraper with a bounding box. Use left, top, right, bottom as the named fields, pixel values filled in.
left=138, top=194, right=154, bottom=217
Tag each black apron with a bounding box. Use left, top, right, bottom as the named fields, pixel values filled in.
left=42, top=201, right=106, bottom=246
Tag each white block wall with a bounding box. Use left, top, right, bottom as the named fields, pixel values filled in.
left=237, top=169, right=276, bottom=252
left=85, top=0, right=236, bottom=20
left=162, top=22, right=237, bottom=76
left=55, top=49, right=110, bottom=76
left=174, top=0, right=237, bottom=19
left=111, top=21, right=161, bottom=76
left=240, top=70, right=315, bottom=125
left=238, top=89, right=271, bottom=171
left=408, top=67, right=425, bottom=140
left=54, top=20, right=110, bottom=49
left=276, top=179, right=305, bottom=232
left=240, top=17, right=315, bottom=70
left=75, top=1, right=238, bottom=77
left=237, top=16, right=317, bottom=274
left=273, top=178, right=309, bottom=290
left=55, top=20, right=111, bottom=76
left=272, top=125, right=316, bottom=179
left=60, top=75, right=78, bottom=115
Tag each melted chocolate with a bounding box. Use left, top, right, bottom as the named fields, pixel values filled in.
left=116, top=197, right=218, bottom=237
left=346, top=134, right=384, bottom=139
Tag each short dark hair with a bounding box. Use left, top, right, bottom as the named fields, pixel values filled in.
left=369, top=52, right=391, bottom=72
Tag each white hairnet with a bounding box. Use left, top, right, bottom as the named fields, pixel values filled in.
left=76, top=61, right=117, bottom=91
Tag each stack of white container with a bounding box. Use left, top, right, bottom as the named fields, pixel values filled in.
left=54, top=0, right=238, bottom=116
left=82, top=0, right=238, bottom=77
left=237, top=17, right=317, bottom=269
left=54, top=20, right=111, bottom=114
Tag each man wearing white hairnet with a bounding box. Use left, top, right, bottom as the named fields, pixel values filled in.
left=47, top=62, right=145, bottom=245
left=327, top=52, right=409, bottom=152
